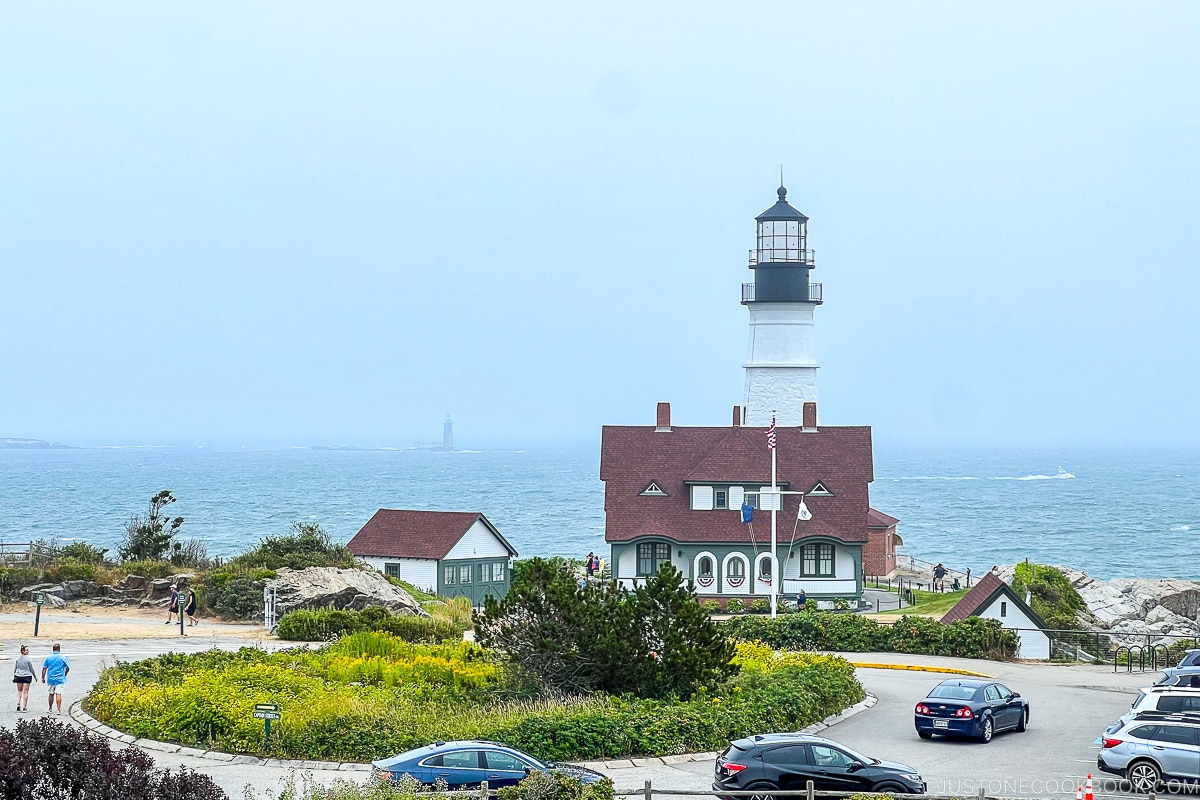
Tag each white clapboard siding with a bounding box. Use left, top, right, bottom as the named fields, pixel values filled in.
left=445, top=519, right=511, bottom=560
left=360, top=557, right=438, bottom=593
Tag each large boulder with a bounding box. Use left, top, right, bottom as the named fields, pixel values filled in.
left=147, top=574, right=196, bottom=601
left=266, top=567, right=428, bottom=617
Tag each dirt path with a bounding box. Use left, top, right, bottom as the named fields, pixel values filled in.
left=0, top=604, right=266, bottom=642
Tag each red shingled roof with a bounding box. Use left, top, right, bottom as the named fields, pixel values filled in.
left=601, top=424, right=881, bottom=545
left=867, top=508, right=900, bottom=528
left=347, top=509, right=515, bottom=560
left=940, top=572, right=1047, bottom=627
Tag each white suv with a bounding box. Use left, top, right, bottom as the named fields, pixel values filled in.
left=1109, top=687, right=1200, bottom=732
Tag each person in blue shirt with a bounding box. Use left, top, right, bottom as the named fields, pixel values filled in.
left=41, top=643, right=70, bottom=714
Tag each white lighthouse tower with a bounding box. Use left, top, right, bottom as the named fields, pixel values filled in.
left=742, top=184, right=822, bottom=427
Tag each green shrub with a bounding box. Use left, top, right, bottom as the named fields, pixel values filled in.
left=721, top=610, right=1018, bottom=660
left=115, top=560, right=177, bottom=579
left=233, top=522, right=354, bottom=571
left=204, top=573, right=272, bottom=620
left=748, top=599, right=770, bottom=614
left=49, top=557, right=96, bottom=583
left=277, top=607, right=464, bottom=643
left=1012, top=562, right=1085, bottom=630
left=0, top=566, right=43, bottom=596
left=702, top=599, right=721, bottom=613
left=277, top=609, right=363, bottom=641
left=725, top=597, right=745, bottom=614
left=59, top=541, right=110, bottom=564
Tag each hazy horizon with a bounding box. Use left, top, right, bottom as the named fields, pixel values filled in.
left=4, top=2, right=1198, bottom=449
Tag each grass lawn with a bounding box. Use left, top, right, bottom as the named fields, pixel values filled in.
left=877, top=587, right=970, bottom=618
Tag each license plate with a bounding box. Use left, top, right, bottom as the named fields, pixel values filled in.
left=933, top=720, right=949, bottom=729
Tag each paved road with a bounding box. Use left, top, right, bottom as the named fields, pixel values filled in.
left=0, top=637, right=1161, bottom=798
left=0, top=635, right=353, bottom=797
left=604, top=655, right=1152, bottom=798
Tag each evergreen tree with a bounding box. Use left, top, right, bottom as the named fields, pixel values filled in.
left=476, top=557, right=735, bottom=699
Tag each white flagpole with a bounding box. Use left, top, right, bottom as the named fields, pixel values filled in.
left=770, top=412, right=778, bottom=619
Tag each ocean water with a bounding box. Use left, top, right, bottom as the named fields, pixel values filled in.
left=0, top=444, right=1196, bottom=580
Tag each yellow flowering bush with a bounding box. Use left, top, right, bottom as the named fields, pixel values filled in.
left=85, top=631, right=864, bottom=763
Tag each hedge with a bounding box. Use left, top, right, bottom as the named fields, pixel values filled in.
left=276, top=606, right=465, bottom=643
left=720, top=611, right=1019, bottom=660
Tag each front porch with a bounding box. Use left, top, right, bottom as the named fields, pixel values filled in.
left=611, top=538, right=863, bottom=600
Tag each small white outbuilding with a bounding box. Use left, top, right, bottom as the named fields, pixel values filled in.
left=941, top=572, right=1052, bottom=660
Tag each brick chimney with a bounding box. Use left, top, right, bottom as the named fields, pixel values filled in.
left=802, top=402, right=818, bottom=431
left=655, top=402, right=672, bottom=432
left=732, top=405, right=743, bottom=427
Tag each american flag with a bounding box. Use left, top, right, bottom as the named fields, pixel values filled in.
left=766, top=418, right=777, bottom=450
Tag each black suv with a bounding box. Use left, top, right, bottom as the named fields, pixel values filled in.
left=714, top=733, right=926, bottom=797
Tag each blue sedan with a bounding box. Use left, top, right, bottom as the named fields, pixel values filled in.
left=371, top=740, right=606, bottom=788
left=914, top=679, right=1030, bottom=743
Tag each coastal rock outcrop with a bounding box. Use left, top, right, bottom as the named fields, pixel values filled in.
left=1060, top=567, right=1200, bottom=639
left=265, top=566, right=428, bottom=617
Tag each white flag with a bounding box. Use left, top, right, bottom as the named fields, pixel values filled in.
left=797, top=497, right=812, bottom=521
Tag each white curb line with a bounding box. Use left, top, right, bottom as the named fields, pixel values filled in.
left=70, top=692, right=878, bottom=775
left=67, top=701, right=370, bottom=772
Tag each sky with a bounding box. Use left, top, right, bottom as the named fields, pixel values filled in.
left=2, top=1, right=1198, bottom=449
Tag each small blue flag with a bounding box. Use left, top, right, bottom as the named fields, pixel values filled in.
left=741, top=502, right=753, bottom=524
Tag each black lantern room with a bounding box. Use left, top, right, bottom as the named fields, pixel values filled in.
left=742, top=185, right=822, bottom=305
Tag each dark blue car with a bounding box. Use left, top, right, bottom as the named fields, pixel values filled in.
left=371, top=740, right=606, bottom=788
left=914, top=679, right=1030, bottom=743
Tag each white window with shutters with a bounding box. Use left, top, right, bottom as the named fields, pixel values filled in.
left=691, top=485, right=714, bottom=510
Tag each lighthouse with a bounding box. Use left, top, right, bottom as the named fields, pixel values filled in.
left=741, top=184, right=822, bottom=427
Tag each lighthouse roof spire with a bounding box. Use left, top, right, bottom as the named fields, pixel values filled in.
left=756, top=183, right=809, bottom=222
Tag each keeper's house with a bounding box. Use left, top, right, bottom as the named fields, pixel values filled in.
left=347, top=509, right=518, bottom=606
left=940, top=572, right=1052, bottom=660
left=600, top=402, right=893, bottom=606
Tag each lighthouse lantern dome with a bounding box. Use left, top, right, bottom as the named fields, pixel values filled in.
left=753, top=185, right=813, bottom=266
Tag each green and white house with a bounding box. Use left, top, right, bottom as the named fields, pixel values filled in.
left=347, top=509, right=518, bottom=606
left=601, top=402, right=883, bottom=606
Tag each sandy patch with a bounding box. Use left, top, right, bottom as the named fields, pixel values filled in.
left=0, top=603, right=270, bottom=642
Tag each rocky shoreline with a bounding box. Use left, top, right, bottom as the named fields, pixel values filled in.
left=989, top=564, right=1200, bottom=639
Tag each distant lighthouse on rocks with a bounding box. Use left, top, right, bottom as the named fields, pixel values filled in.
left=742, top=184, right=822, bottom=427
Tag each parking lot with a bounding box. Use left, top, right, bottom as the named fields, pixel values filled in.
left=603, top=655, right=1158, bottom=798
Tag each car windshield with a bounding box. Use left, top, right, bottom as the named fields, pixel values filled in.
left=928, top=684, right=978, bottom=701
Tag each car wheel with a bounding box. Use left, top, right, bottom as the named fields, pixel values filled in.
left=1127, top=761, right=1162, bottom=794
left=979, top=716, right=994, bottom=743
left=745, top=782, right=778, bottom=800
left=917, top=730, right=933, bottom=740
left=1016, top=708, right=1028, bottom=732
left=874, top=783, right=906, bottom=794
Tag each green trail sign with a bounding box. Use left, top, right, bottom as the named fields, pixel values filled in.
left=253, top=703, right=281, bottom=720
left=253, top=702, right=281, bottom=741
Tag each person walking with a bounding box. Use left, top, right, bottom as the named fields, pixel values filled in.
left=796, top=588, right=808, bottom=611
left=41, top=643, right=70, bottom=714
left=184, top=588, right=198, bottom=626
left=165, top=583, right=179, bottom=624
left=584, top=552, right=595, bottom=577
left=933, top=563, right=947, bottom=592
left=13, top=645, right=37, bottom=713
